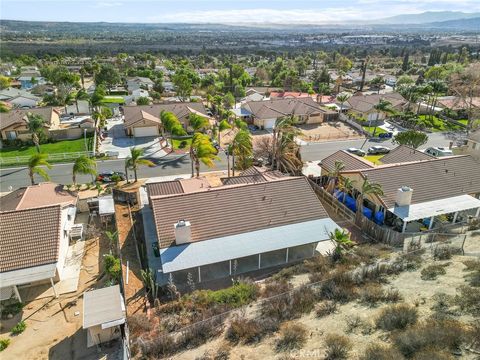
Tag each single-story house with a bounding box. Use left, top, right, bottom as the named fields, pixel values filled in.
left=146, top=176, right=341, bottom=287
left=16, top=67, right=45, bottom=89
left=346, top=92, right=407, bottom=122
left=83, top=285, right=125, bottom=347
left=0, top=87, right=41, bottom=109
left=241, top=98, right=338, bottom=129
left=455, top=129, right=480, bottom=161
left=379, top=145, right=435, bottom=164
left=0, top=107, right=61, bottom=141
left=123, top=103, right=210, bottom=137
left=436, top=96, right=480, bottom=112
left=0, top=183, right=78, bottom=302
left=126, top=76, right=154, bottom=92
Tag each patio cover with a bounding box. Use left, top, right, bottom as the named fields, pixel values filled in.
left=83, top=285, right=125, bottom=329
left=160, top=218, right=340, bottom=273
left=98, top=195, right=115, bottom=216
left=388, top=194, right=480, bottom=222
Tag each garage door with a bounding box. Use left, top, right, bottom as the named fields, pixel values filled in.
left=263, top=118, right=277, bottom=129
left=133, top=126, right=159, bottom=137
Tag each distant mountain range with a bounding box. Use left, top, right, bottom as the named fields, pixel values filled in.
left=375, top=11, right=480, bottom=25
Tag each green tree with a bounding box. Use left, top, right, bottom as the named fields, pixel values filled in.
left=0, top=75, right=11, bottom=90
left=232, top=129, right=253, bottom=172
left=74, top=89, right=90, bottom=113
left=172, top=72, right=193, bottom=101
left=160, top=111, right=187, bottom=150
left=94, top=64, right=120, bottom=92
left=217, top=119, right=232, bottom=145
left=26, top=113, right=45, bottom=153
left=28, top=153, right=52, bottom=185
left=329, top=228, right=353, bottom=261
left=271, top=116, right=303, bottom=174
left=189, top=133, right=219, bottom=177
left=326, top=160, right=345, bottom=194
left=136, top=96, right=150, bottom=105
left=338, top=177, right=356, bottom=204
left=370, top=76, right=384, bottom=94
left=126, top=147, right=155, bottom=182
left=335, top=56, right=353, bottom=73
left=72, top=155, right=97, bottom=185
left=336, top=93, right=351, bottom=113
left=223, top=92, right=235, bottom=109
left=392, top=130, right=428, bottom=149
left=355, top=179, right=384, bottom=224
left=188, top=113, right=210, bottom=133
left=368, top=99, right=396, bottom=139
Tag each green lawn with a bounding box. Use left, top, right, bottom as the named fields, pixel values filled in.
left=417, top=115, right=463, bottom=132
left=362, top=126, right=387, bottom=135
left=101, top=96, right=125, bottom=104
left=364, top=155, right=384, bottom=165
left=0, top=137, right=89, bottom=158
left=172, top=137, right=192, bottom=150
left=456, top=119, right=468, bottom=126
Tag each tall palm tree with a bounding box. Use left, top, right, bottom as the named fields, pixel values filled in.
left=28, top=153, right=52, bottom=185
left=217, top=119, right=231, bottom=145
left=160, top=111, right=187, bottom=150
left=26, top=113, right=45, bottom=153
left=336, top=92, right=351, bottom=114
left=338, top=177, right=356, bottom=203
left=75, top=89, right=90, bottom=114
left=126, top=147, right=155, bottom=182
left=317, top=83, right=330, bottom=104
left=189, top=133, right=219, bottom=177
left=326, top=160, right=345, bottom=194
left=188, top=113, right=210, bottom=133
left=361, top=99, right=396, bottom=148
left=72, top=155, right=97, bottom=185
left=232, top=129, right=253, bottom=173
left=355, top=178, right=384, bottom=224
left=329, top=228, right=353, bottom=261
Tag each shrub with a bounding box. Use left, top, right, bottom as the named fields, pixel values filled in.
left=214, top=343, right=231, bottom=360
left=104, top=254, right=121, bottom=281
left=359, top=283, right=385, bottom=306
left=376, top=304, right=418, bottom=331
left=11, top=320, right=26, bottom=335
left=261, top=280, right=292, bottom=298
left=272, top=265, right=302, bottom=282
left=412, top=349, right=454, bottom=360
left=315, top=301, right=337, bottom=318
left=453, top=286, right=480, bottom=316
left=304, top=255, right=331, bottom=275
left=345, top=315, right=365, bottom=334
left=0, top=300, right=23, bottom=319
left=360, top=343, right=405, bottom=360
left=225, top=315, right=262, bottom=344
left=420, top=264, right=447, bottom=280
left=354, top=244, right=391, bottom=264
left=127, top=314, right=152, bottom=336
left=324, top=334, right=352, bottom=360
left=0, top=339, right=10, bottom=352
left=260, top=287, right=317, bottom=322
left=462, top=260, right=480, bottom=287
left=177, top=316, right=225, bottom=349
left=433, top=246, right=453, bottom=260
left=275, top=322, right=307, bottom=352
left=393, top=319, right=465, bottom=358
left=194, top=281, right=257, bottom=308
left=141, top=334, right=176, bottom=358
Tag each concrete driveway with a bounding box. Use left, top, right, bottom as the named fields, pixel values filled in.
left=99, top=117, right=168, bottom=159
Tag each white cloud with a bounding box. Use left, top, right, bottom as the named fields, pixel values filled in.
left=92, top=1, right=123, bottom=8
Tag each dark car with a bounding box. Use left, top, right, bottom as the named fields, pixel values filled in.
left=378, top=132, right=393, bottom=139
left=248, top=125, right=259, bottom=132
left=346, top=147, right=366, bottom=157
left=96, top=171, right=126, bottom=183
left=367, top=146, right=391, bottom=155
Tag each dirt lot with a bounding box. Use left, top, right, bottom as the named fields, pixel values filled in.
left=0, top=224, right=118, bottom=360
left=298, top=122, right=364, bottom=142
left=166, top=234, right=480, bottom=360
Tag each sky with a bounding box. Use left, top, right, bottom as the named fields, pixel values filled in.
left=1, top=0, right=479, bottom=24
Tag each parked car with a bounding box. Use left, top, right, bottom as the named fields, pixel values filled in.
left=346, top=147, right=366, bottom=157
left=378, top=132, right=393, bottom=139
left=367, top=146, right=391, bottom=155
left=424, top=147, right=453, bottom=157
left=248, top=124, right=259, bottom=132
left=96, top=171, right=126, bottom=183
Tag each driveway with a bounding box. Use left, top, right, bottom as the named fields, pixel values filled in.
left=99, top=117, right=168, bottom=159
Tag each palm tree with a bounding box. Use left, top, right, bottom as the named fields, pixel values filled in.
left=338, top=177, right=356, bottom=203
left=336, top=92, right=351, bottom=114
left=326, top=160, right=345, bottom=194
left=26, top=113, right=45, bottom=153
left=355, top=178, right=384, bottom=224
left=28, top=153, right=52, bottom=185
left=126, top=147, right=155, bottom=182
left=75, top=89, right=90, bottom=114
left=189, top=133, right=219, bottom=177
left=160, top=111, right=187, bottom=151
left=361, top=99, right=396, bottom=148
left=72, top=155, right=97, bottom=185
left=188, top=113, right=210, bottom=133
left=329, top=228, right=353, bottom=261
left=217, top=119, right=231, bottom=145
left=232, top=129, right=253, bottom=173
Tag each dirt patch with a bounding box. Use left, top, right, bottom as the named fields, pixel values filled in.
left=298, top=122, right=364, bottom=142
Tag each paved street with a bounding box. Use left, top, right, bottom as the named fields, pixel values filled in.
left=0, top=132, right=452, bottom=191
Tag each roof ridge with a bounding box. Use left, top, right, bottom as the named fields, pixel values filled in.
left=0, top=203, right=62, bottom=215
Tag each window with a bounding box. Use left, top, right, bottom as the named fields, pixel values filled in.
left=6, top=131, right=17, bottom=140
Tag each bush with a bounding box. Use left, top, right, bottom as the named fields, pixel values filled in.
left=104, top=254, right=121, bottom=282
left=225, top=315, right=262, bottom=344
left=463, top=260, right=480, bottom=287
left=345, top=315, right=365, bottom=333
left=260, top=287, right=317, bottom=322
left=354, top=244, right=391, bottom=265
left=324, top=334, right=352, bottom=360
left=412, top=349, right=454, bottom=360
left=141, top=334, right=176, bottom=358
left=275, top=322, right=307, bottom=352
left=194, top=281, right=257, bottom=308
left=360, top=343, right=405, bottom=360
left=214, top=344, right=231, bottom=360
left=315, top=301, right=337, bottom=317
left=127, top=314, right=151, bottom=336
left=359, top=283, right=385, bottom=306
left=433, top=246, right=453, bottom=260
left=376, top=304, right=418, bottom=331
left=261, top=280, right=292, bottom=298
left=11, top=320, right=26, bottom=335
left=453, top=286, right=480, bottom=316
left=0, top=300, right=23, bottom=319
left=394, top=319, right=465, bottom=358
left=177, top=316, right=225, bottom=349
left=420, top=264, right=447, bottom=280
left=0, top=339, right=10, bottom=352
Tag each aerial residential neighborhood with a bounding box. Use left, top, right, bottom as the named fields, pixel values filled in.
left=0, top=2, right=480, bottom=360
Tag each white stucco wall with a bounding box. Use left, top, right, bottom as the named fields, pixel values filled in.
left=56, top=205, right=77, bottom=280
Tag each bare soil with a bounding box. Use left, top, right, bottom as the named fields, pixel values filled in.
left=298, top=122, right=364, bottom=142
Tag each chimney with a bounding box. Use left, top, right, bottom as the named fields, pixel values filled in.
left=174, top=219, right=191, bottom=245
left=395, top=186, right=413, bottom=207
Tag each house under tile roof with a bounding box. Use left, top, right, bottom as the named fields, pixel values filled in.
left=0, top=182, right=77, bottom=211
left=220, top=166, right=285, bottom=185
left=380, top=145, right=435, bottom=164
left=320, top=150, right=375, bottom=173
left=343, top=155, right=480, bottom=208
left=151, top=176, right=329, bottom=248
left=147, top=177, right=211, bottom=198
left=347, top=92, right=406, bottom=113
left=0, top=107, right=58, bottom=131
left=0, top=205, right=62, bottom=272
left=243, top=97, right=333, bottom=120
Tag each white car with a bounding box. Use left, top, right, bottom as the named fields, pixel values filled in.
left=424, top=147, right=453, bottom=157
left=367, top=146, right=390, bottom=155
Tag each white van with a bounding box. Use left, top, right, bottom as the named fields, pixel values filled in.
left=424, top=147, right=453, bottom=157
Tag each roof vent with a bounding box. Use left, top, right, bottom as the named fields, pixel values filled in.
left=174, top=219, right=191, bottom=245
left=395, top=186, right=413, bottom=207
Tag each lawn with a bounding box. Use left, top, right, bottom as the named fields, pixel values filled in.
left=362, top=126, right=387, bottom=135
left=0, top=137, right=90, bottom=158
left=101, top=96, right=125, bottom=104
left=172, top=137, right=192, bottom=150
left=364, top=154, right=384, bottom=165
left=417, top=115, right=463, bottom=132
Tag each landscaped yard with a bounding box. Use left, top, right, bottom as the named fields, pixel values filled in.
left=172, top=137, right=193, bottom=150
left=101, top=96, right=125, bottom=104
left=362, top=126, right=387, bottom=135
left=417, top=115, right=463, bottom=132
left=0, top=137, right=91, bottom=158
left=364, top=154, right=384, bottom=165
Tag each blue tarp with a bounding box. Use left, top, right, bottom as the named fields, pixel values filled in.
left=363, top=207, right=373, bottom=219
left=374, top=211, right=384, bottom=225
left=344, top=195, right=357, bottom=212
left=334, top=190, right=345, bottom=202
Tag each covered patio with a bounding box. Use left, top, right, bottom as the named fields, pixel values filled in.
left=388, top=194, right=480, bottom=233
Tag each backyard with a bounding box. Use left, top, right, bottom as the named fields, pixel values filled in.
left=417, top=115, right=464, bottom=132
